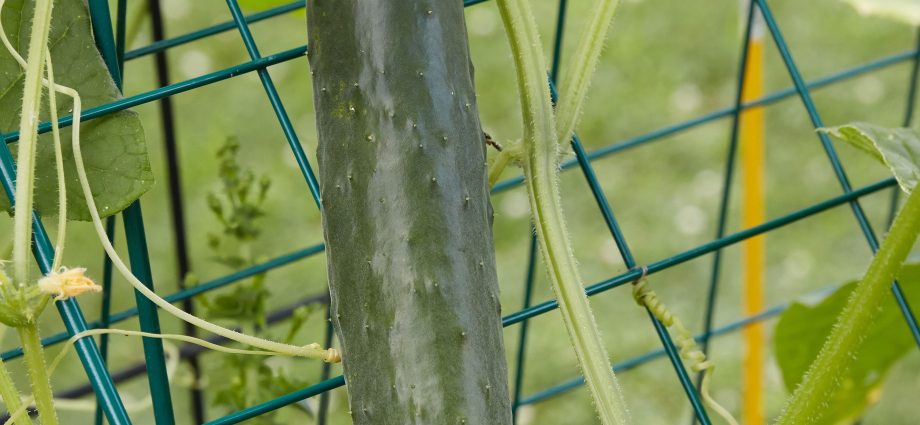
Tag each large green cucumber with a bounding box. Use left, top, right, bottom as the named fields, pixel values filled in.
left=307, top=2, right=512, bottom=424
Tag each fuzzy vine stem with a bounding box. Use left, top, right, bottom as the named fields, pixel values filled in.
left=777, top=186, right=920, bottom=424
left=44, top=46, right=67, bottom=271
left=11, top=0, right=54, bottom=285
left=0, top=357, right=28, bottom=425
left=18, top=323, right=57, bottom=425
left=496, top=0, right=630, bottom=423
left=0, top=327, right=28, bottom=425
left=554, top=0, right=620, bottom=146
left=488, top=149, right=514, bottom=187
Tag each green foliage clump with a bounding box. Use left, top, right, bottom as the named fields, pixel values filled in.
left=196, top=138, right=319, bottom=423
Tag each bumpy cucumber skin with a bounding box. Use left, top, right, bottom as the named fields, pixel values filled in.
left=307, top=2, right=512, bottom=424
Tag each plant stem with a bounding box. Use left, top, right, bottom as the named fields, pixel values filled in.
left=45, top=46, right=67, bottom=271
left=497, top=0, right=630, bottom=423
left=777, top=187, right=920, bottom=424
left=555, top=0, right=619, bottom=146
left=0, top=334, right=29, bottom=425
left=489, top=149, right=513, bottom=187
left=12, top=0, right=55, bottom=285
left=18, top=323, right=58, bottom=425
left=242, top=323, right=258, bottom=407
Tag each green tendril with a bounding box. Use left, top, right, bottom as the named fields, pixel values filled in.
left=632, top=278, right=738, bottom=425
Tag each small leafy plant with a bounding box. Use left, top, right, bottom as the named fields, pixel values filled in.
left=195, top=138, right=319, bottom=423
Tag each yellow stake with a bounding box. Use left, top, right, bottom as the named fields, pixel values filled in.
left=740, top=11, right=766, bottom=425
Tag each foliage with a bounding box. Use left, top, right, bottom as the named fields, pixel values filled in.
left=820, top=123, right=920, bottom=193
left=197, top=138, right=315, bottom=422
left=774, top=263, right=920, bottom=424
left=0, top=0, right=153, bottom=221
left=777, top=123, right=920, bottom=424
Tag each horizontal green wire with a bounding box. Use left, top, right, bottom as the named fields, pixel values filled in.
left=3, top=36, right=914, bottom=145
left=501, top=177, right=897, bottom=325
left=124, top=1, right=305, bottom=60
left=3, top=45, right=306, bottom=143
left=203, top=376, right=345, bottom=425
left=0, top=243, right=325, bottom=360
left=199, top=177, right=894, bottom=423
left=0, top=176, right=894, bottom=368
left=494, top=48, right=918, bottom=192
left=123, top=0, right=490, bottom=61
left=516, top=286, right=838, bottom=406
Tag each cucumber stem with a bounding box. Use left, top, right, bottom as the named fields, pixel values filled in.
left=12, top=0, right=55, bottom=285
left=18, top=323, right=58, bottom=425
left=496, top=0, right=630, bottom=423
left=777, top=186, right=920, bottom=424
left=554, top=0, right=620, bottom=146
left=488, top=149, right=513, bottom=187
left=0, top=347, right=29, bottom=425
left=44, top=46, right=67, bottom=271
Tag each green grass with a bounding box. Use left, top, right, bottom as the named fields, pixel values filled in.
left=1, top=0, right=919, bottom=423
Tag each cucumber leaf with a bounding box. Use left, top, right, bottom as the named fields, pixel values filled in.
left=820, top=123, right=920, bottom=193
left=0, top=0, right=153, bottom=221
left=841, top=0, right=920, bottom=26
left=774, top=262, right=920, bottom=424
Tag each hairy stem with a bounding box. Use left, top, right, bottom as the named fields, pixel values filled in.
left=0, top=331, right=29, bottom=425
left=45, top=46, right=67, bottom=271
left=497, top=0, right=630, bottom=423
left=777, top=187, right=920, bottom=424
left=555, top=0, right=619, bottom=146
left=18, top=323, right=57, bottom=425
left=489, top=149, right=513, bottom=187
left=12, top=0, right=55, bottom=285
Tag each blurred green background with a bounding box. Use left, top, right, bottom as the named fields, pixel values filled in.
left=2, top=0, right=920, bottom=423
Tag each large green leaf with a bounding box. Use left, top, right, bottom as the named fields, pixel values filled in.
left=841, top=0, right=920, bottom=26
left=774, top=263, right=920, bottom=424
left=821, top=123, right=920, bottom=193
left=0, top=0, right=153, bottom=221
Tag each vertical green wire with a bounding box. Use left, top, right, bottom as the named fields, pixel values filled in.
left=86, top=1, right=176, bottom=423
left=95, top=3, right=127, bottom=424
left=94, top=217, right=116, bottom=425
left=224, top=0, right=322, bottom=210
left=693, top=3, right=756, bottom=423
left=511, top=235, right=538, bottom=422
left=144, top=0, right=209, bottom=420
left=754, top=0, right=920, bottom=347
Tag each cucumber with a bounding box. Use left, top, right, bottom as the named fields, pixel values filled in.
left=307, top=2, right=512, bottom=424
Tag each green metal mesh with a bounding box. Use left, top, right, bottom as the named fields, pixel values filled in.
left=0, top=0, right=918, bottom=424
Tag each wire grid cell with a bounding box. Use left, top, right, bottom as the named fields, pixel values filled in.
left=0, top=0, right=917, bottom=424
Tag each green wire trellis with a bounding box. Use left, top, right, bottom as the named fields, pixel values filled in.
left=0, top=0, right=918, bottom=424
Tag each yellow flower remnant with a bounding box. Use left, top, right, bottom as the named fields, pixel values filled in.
left=38, top=267, right=102, bottom=301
